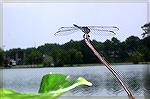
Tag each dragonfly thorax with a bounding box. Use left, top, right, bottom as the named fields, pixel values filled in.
left=73, top=24, right=90, bottom=34
left=81, top=27, right=90, bottom=34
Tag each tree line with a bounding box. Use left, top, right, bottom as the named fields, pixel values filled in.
left=0, top=35, right=150, bottom=67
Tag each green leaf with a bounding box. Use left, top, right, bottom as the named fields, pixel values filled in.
left=0, top=88, right=56, bottom=99
left=38, top=73, right=92, bottom=97
left=0, top=73, right=92, bottom=99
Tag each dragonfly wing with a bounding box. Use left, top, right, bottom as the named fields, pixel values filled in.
left=86, top=26, right=119, bottom=36
left=55, top=27, right=79, bottom=36
left=89, top=28, right=117, bottom=36
left=87, top=26, right=119, bottom=31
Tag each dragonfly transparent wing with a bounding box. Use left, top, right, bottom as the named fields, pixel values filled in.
left=88, top=26, right=119, bottom=31
left=87, top=26, right=119, bottom=36
left=55, top=27, right=79, bottom=36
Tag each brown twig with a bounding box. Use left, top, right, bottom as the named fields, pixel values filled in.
left=84, top=34, right=135, bottom=99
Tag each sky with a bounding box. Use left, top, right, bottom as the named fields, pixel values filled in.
left=3, top=3, right=147, bottom=50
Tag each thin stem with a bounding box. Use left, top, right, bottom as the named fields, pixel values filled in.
left=84, top=34, right=135, bottom=99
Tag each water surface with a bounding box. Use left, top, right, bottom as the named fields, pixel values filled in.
left=1, top=64, right=148, bottom=97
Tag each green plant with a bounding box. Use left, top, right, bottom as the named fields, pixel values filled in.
left=0, top=74, right=92, bottom=99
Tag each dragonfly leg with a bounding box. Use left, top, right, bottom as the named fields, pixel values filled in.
left=83, top=34, right=86, bottom=39
left=83, top=33, right=90, bottom=42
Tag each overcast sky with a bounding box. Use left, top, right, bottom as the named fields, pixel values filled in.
left=3, top=3, right=147, bottom=50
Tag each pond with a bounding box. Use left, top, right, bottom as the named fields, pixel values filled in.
left=1, top=64, right=149, bottom=97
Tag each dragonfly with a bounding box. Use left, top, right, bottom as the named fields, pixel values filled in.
left=55, top=24, right=119, bottom=39
left=54, top=24, right=135, bottom=99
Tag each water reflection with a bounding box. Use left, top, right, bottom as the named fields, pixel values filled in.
left=66, top=68, right=144, bottom=96
left=2, top=65, right=146, bottom=96
left=69, top=74, right=103, bottom=96
left=144, top=65, right=150, bottom=99
left=104, top=74, right=123, bottom=96
left=67, top=65, right=143, bottom=96
left=125, top=72, right=143, bottom=95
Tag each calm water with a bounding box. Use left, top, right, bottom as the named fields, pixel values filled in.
left=1, top=64, right=149, bottom=97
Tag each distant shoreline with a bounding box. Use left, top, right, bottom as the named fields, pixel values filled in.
left=0, top=62, right=150, bottom=69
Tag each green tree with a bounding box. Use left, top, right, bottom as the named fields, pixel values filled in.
left=43, top=55, right=53, bottom=67
left=37, top=43, right=60, bottom=55
left=125, top=36, right=140, bottom=52
left=51, top=49, right=64, bottom=67
left=80, top=40, right=98, bottom=64
left=67, top=49, right=76, bottom=66
left=143, top=49, right=150, bottom=62
left=4, top=35, right=150, bottom=65
left=5, top=48, right=25, bottom=65
left=24, top=49, right=43, bottom=65
left=75, top=51, right=83, bottom=64
left=117, top=41, right=129, bottom=62
left=62, top=40, right=81, bottom=51
left=0, top=48, right=4, bottom=67
left=129, top=51, right=143, bottom=64
left=102, top=39, right=112, bottom=62
left=141, top=22, right=150, bottom=38
left=142, top=36, right=150, bottom=50
left=110, top=37, right=121, bottom=62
